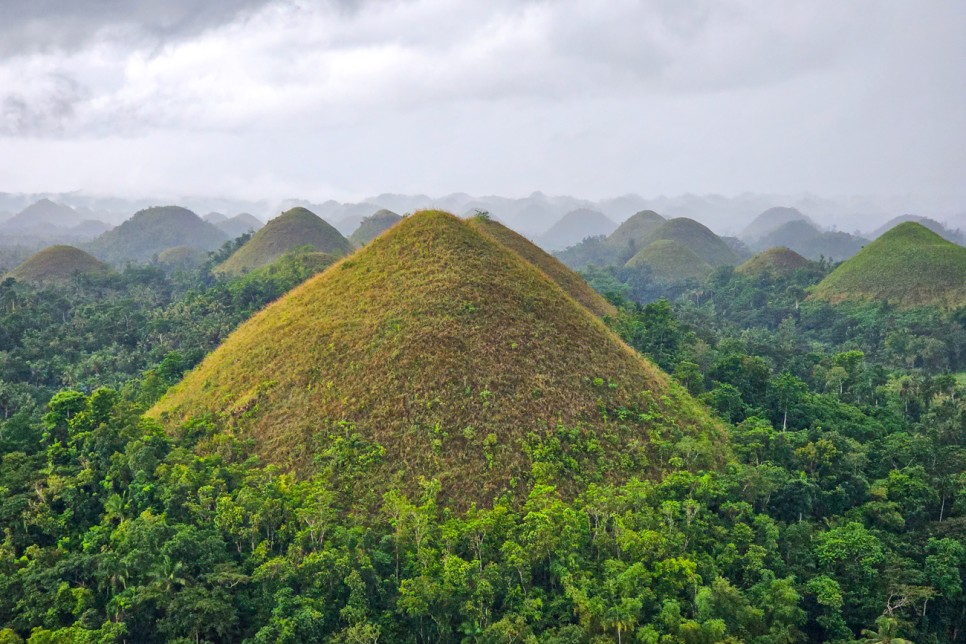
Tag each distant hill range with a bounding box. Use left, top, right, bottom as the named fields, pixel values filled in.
left=215, top=207, right=352, bottom=276
left=536, top=209, right=617, bottom=251
left=85, top=206, right=228, bottom=264
left=749, top=219, right=867, bottom=262
left=741, top=207, right=817, bottom=241
left=811, top=222, right=966, bottom=308
left=0, top=199, right=113, bottom=246
left=151, top=210, right=724, bottom=505
left=867, top=215, right=965, bottom=245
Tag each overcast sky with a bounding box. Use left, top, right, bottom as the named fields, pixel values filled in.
left=0, top=0, right=963, bottom=204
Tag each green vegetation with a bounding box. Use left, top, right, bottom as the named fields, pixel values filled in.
left=0, top=211, right=963, bottom=642
left=86, top=206, right=228, bottom=264
left=214, top=212, right=263, bottom=239
left=812, top=221, right=966, bottom=308
left=632, top=218, right=741, bottom=268
left=349, top=209, right=403, bottom=246
left=736, top=247, right=813, bottom=277
left=753, top=220, right=867, bottom=262
left=625, top=239, right=713, bottom=282
left=156, top=245, right=209, bottom=271
left=6, top=245, right=109, bottom=284
left=557, top=209, right=666, bottom=268
left=215, top=207, right=351, bottom=275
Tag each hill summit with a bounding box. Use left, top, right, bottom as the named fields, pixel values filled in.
left=86, top=206, right=227, bottom=264
left=626, top=218, right=740, bottom=269
left=736, top=247, right=812, bottom=276
left=811, top=222, right=966, bottom=308
left=152, top=211, right=723, bottom=504
left=8, top=245, right=109, bottom=284
left=349, top=209, right=403, bottom=246
left=215, top=207, right=352, bottom=275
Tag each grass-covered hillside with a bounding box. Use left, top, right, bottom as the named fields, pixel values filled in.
left=214, top=213, right=263, bottom=239
left=7, top=245, right=110, bottom=284
left=555, top=209, right=667, bottom=269
left=625, top=239, right=713, bottom=282
left=153, top=210, right=724, bottom=504
left=628, top=218, right=740, bottom=268
left=754, top=220, right=867, bottom=261
left=736, top=246, right=812, bottom=276
left=348, top=209, right=403, bottom=246
left=812, top=221, right=966, bottom=308
left=215, top=207, right=352, bottom=275
left=86, top=206, right=228, bottom=264
left=740, top=206, right=812, bottom=241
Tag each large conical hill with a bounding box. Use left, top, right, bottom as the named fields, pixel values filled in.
left=467, top=215, right=617, bottom=317
left=8, top=245, right=110, bottom=284
left=811, top=222, right=966, bottom=308
left=736, top=247, right=813, bottom=277
left=151, top=211, right=723, bottom=505
left=215, top=207, right=352, bottom=275
left=86, top=206, right=228, bottom=264
left=630, top=218, right=740, bottom=268
left=625, top=240, right=713, bottom=282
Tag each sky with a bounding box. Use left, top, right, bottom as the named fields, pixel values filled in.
left=0, top=0, right=964, bottom=204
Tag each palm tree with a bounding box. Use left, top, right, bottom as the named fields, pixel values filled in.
left=860, top=616, right=913, bottom=644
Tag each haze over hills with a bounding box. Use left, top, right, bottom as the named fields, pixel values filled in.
left=152, top=210, right=724, bottom=504
left=556, top=209, right=668, bottom=269
left=811, top=222, right=966, bottom=308
left=633, top=218, right=741, bottom=268
left=625, top=239, right=714, bottom=282
left=751, top=220, right=868, bottom=261
left=741, top=207, right=815, bottom=241
left=214, top=213, right=264, bottom=239
left=537, top=208, right=617, bottom=251
left=215, top=207, right=351, bottom=276
left=736, top=247, right=813, bottom=277
left=868, top=214, right=965, bottom=245
left=349, top=209, right=403, bottom=247
left=7, top=245, right=110, bottom=284
left=85, top=206, right=228, bottom=264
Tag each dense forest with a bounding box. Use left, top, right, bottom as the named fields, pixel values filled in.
left=0, top=230, right=964, bottom=643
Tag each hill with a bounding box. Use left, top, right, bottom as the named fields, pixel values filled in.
left=1, top=198, right=78, bottom=231
left=736, top=247, right=812, bottom=276
left=7, top=245, right=109, bottom=284
left=755, top=220, right=866, bottom=261
left=466, top=214, right=617, bottom=317
left=349, top=209, right=403, bottom=246
left=631, top=217, right=740, bottom=268
left=869, top=215, right=965, bottom=245
left=537, top=208, right=617, bottom=251
left=555, top=210, right=666, bottom=269
left=215, top=213, right=263, bottom=239
left=811, top=222, right=966, bottom=308
left=86, top=206, right=228, bottom=264
left=215, top=207, right=352, bottom=276
left=625, top=239, right=714, bottom=282
left=741, top=206, right=813, bottom=241
left=151, top=211, right=723, bottom=504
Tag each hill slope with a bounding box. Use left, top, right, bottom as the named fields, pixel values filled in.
left=86, top=206, right=228, bottom=264
left=736, top=247, right=812, bottom=276
left=152, top=211, right=723, bottom=504
left=349, top=209, right=403, bottom=246
left=1, top=199, right=78, bottom=231
left=631, top=218, right=740, bottom=268
left=538, top=208, right=617, bottom=251
left=869, top=215, right=964, bottom=245
left=215, top=213, right=263, bottom=239
left=741, top=207, right=812, bottom=241
left=8, top=245, right=109, bottom=284
left=755, top=220, right=866, bottom=261
left=625, top=239, right=713, bottom=282
left=215, top=207, right=352, bottom=275
left=811, top=222, right=966, bottom=308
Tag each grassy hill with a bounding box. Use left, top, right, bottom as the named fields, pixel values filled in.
left=152, top=210, right=723, bottom=505
left=625, top=239, right=713, bottom=282
left=741, top=206, right=812, bottom=241
left=736, top=247, right=812, bottom=276
left=215, top=213, right=263, bottom=239
left=811, top=222, right=966, bottom=308
left=537, top=208, right=617, bottom=251
left=467, top=214, right=617, bottom=317
left=215, top=207, right=352, bottom=276
left=1, top=198, right=78, bottom=231
left=555, top=210, right=666, bottom=269
left=755, top=220, right=866, bottom=261
left=349, top=209, right=403, bottom=246
left=86, top=206, right=228, bottom=264
left=870, top=215, right=964, bottom=245
left=630, top=217, right=740, bottom=268
left=7, top=245, right=109, bottom=284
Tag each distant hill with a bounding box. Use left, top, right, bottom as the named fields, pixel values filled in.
left=7, top=245, right=110, bottom=284
left=334, top=214, right=365, bottom=237
left=869, top=215, right=965, bottom=245
left=86, top=206, right=228, bottom=264
left=215, top=207, right=351, bottom=276
left=203, top=212, right=228, bottom=224
left=736, top=247, right=813, bottom=276
left=349, top=209, right=403, bottom=246
left=215, top=213, right=263, bottom=239
left=754, top=220, right=867, bottom=261
left=152, top=211, right=723, bottom=505
left=625, top=239, right=713, bottom=282
left=1, top=199, right=78, bottom=231
left=628, top=218, right=740, bottom=268
left=741, top=207, right=813, bottom=241
left=811, top=222, right=966, bottom=308
left=555, top=210, right=666, bottom=269
left=537, top=209, right=617, bottom=251
left=71, top=220, right=113, bottom=239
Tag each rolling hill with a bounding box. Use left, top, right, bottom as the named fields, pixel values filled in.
left=736, top=247, right=812, bottom=277
left=86, top=206, right=228, bottom=264
left=624, top=239, right=714, bottom=282
left=754, top=220, right=867, bottom=261
left=1, top=198, right=78, bottom=231
left=555, top=209, right=666, bottom=269
left=152, top=210, right=724, bottom=505
left=869, top=215, right=965, bottom=245
left=628, top=217, right=740, bottom=268
left=349, top=209, right=403, bottom=246
left=537, top=208, right=617, bottom=251
left=741, top=206, right=813, bottom=241
left=215, top=207, right=352, bottom=276
left=7, top=245, right=110, bottom=284
left=811, top=222, right=966, bottom=308
left=215, top=213, right=263, bottom=239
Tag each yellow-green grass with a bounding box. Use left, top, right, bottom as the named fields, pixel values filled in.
left=215, top=207, right=352, bottom=276
left=811, top=222, right=966, bottom=308
left=349, top=209, right=403, bottom=246
left=467, top=215, right=618, bottom=317
left=605, top=210, right=667, bottom=257
left=633, top=218, right=741, bottom=268
left=151, top=211, right=724, bottom=505
left=736, top=247, right=812, bottom=276
left=8, top=245, right=110, bottom=284
left=625, top=239, right=713, bottom=282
